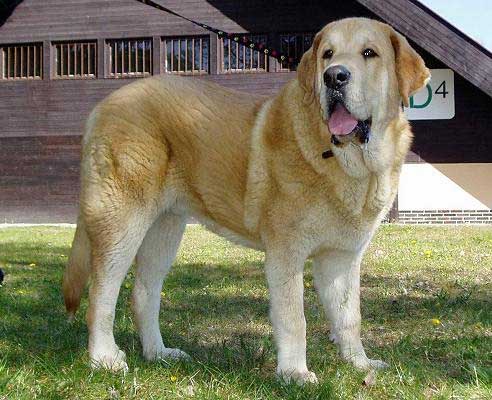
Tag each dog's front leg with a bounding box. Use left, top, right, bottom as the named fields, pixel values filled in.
left=313, top=249, right=387, bottom=370
left=265, top=249, right=318, bottom=385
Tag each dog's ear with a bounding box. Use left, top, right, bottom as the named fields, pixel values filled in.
left=389, top=29, right=430, bottom=107
left=297, top=32, right=322, bottom=104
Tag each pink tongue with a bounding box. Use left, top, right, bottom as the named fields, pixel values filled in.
left=327, top=103, right=358, bottom=136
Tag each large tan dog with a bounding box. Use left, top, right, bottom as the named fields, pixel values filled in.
left=63, top=17, right=429, bottom=384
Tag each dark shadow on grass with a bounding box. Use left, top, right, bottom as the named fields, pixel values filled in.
left=1, top=237, right=490, bottom=392
left=158, top=267, right=492, bottom=386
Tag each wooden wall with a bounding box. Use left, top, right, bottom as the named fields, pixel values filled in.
left=0, top=0, right=491, bottom=223
left=0, top=136, right=80, bottom=223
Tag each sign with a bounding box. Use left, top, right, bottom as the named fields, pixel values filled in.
left=404, top=69, right=455, bottom=120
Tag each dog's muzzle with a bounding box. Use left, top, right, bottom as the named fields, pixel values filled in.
left=323, top=68, right=372, bottom=145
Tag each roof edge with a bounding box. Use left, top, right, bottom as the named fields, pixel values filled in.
left=409, top=0, right=492, bottom=58
left=0, top=0, right=23, bottom=27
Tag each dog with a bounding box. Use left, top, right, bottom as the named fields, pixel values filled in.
left=63, top=17, right=429, bottom=384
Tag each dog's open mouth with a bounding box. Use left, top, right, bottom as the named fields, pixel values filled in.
left=326, top=101, right=371, bottom=143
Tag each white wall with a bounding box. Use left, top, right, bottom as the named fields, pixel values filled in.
left=398, top=163, right=492, bottom=211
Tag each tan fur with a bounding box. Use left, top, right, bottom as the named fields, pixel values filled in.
left=388, top=28, right=431, bottom=107
left=63, top=215, right=91, bottom=317
left=63, top=18, right=429, bottom=381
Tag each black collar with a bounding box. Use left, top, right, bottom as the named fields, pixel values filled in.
left=322, top=150, right=334, bottom=159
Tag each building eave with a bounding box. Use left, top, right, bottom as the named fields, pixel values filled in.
left=356, top=0, right=492, bottom=97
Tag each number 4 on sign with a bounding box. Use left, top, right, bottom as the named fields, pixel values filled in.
left=434, top=81, right=448, bottom=98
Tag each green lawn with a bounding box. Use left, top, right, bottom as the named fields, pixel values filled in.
left=0, top=225, right=491, bottom=399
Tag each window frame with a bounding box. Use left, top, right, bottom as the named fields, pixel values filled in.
left=53, top=40, right=97, bottom=80
left=106, top=38, right=153, bottom=78
left=0, top=42, right=43, bottom=81
left=161, top=35, right=210, bottom=75
left=219, top=33, right=269, bottom=74
left=278, top=32, right=315, bottom=71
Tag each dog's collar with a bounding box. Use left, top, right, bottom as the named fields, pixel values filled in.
left=323, top=121, right=372, bottom=159
left=321, top=150, right=334, bottom=159
left=322, top=136, right=339, bottom=159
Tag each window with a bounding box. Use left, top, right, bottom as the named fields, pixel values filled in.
left=279, top=33, right=314, bottom=70
left=163, top=36, right=209, bottom=75
left=108, top=38, right=152, bottom=77
left=221, top=34, right=268, bottom=73
left=54, top=41, right=97, bottom=79
left=1, top=43, right=43, bottom=80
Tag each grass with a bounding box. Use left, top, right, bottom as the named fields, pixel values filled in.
left=0, top=224, right=491, bottom=399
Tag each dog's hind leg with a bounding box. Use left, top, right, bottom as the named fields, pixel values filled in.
left=86, top=209, right=154, bottom=372
left=131, top=212, right=189, bottom=362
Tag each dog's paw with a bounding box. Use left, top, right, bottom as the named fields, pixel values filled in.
left=367, top=358, right=389, bottom=370
left=278, top=369, right=319, bottom=385
left=90, top=348, right=128, bottom=372
left=145, top=347, right=191, bottom=362
left=346, top=354, right=388, bottom=371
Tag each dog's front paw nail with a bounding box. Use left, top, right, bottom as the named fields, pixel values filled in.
left=278, top=369, right=319, bottom=385
left=329, top=332, right=338, bottom=344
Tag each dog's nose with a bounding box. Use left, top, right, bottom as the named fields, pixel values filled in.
left=323, top=65, right=351, bottom=89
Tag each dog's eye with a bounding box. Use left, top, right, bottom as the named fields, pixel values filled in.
left=322, top=49, right=333, bottom=59
left=362, top=48, right=378, bottom=58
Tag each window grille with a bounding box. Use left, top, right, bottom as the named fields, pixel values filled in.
left=279, top=33, right=314, bottom=70
left=54, top=41, right=97, bottom=79
left=163, top=36, right=209, bottom=75
left=221, top=34, right=268, bottom=73
left=1, top=43, right=43, bottom=80
left=108, top=38, right=152, bottom=77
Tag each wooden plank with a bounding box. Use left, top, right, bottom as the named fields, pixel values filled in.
left=153, top=36, right=160, bottom=74
left=356, top=0, right=492, bottom=96
left=0, top=46, right=3, bottom=79
left=97, top=38, right=105, bottom=78
left=42, top=40, right=49, bottom=79
left=209, top=33, right=217, bottom=74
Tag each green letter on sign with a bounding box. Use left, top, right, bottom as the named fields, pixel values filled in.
left=410, top=84, right=432, bottom=109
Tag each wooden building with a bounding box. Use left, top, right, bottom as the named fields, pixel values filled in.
left=0, top=0, right=491, bottom=224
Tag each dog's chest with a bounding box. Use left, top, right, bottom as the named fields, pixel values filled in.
left=299, top=202, right=377, bottom=253
left=292, top=176, right=392, bottom=253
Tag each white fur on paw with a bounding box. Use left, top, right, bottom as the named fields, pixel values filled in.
left=278, top=369, right=319, bottom=385
left=368, top=359, right=389, bottom=370
left=146, top=347, right=190, bottom=362
left=347, top=354, right=388, bottom=371
left=90, top=348, right=128, bottom=372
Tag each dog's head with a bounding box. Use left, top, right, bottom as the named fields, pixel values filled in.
left=297, top=18, right=430, bottom=142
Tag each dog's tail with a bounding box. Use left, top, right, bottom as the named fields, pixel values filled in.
left=63, top=216, right=91, bottom=319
